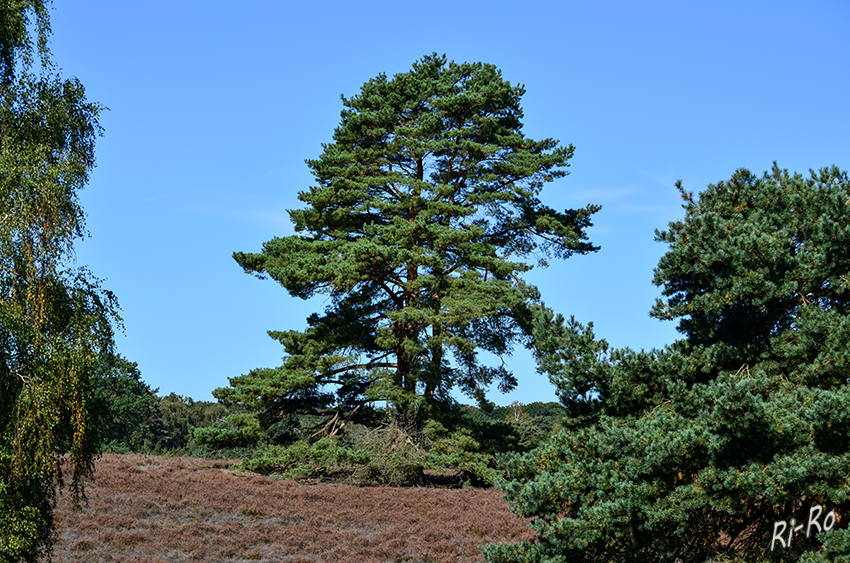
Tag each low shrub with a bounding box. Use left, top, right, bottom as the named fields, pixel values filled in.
left=422, top=420, right=499, bottom=486
left=346, top=424, right=428, bottom=486
left=234, top=414, right=525, bottom=487
left=237, top=437, right=371, bottom=479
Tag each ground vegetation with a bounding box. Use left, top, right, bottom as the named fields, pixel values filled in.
left=52, top=454, right=533, bottom=562
left=203, top=401, right=560, bottom=487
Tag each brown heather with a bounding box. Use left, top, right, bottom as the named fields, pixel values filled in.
left=53, top=454, right=533, bottom=562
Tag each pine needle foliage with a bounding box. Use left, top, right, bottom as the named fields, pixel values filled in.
left=484, top=165, right=850, bottom=563
left=0, top=2, right=117, bottom=561
left=219, top=54, right=599, bottom=426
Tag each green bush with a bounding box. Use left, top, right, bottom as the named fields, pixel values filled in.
left=346, top=424, right=428, bottom=486
left=422, top=420, right=499, bottom=486
left=192, top=413, right=263, bottom=449
left=238, top=437, right=371, bottom=479
left=232, top=410, right=529, bottom=487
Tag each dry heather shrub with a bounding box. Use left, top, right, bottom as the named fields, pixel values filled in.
left=70, top=538, right=94, bottom=552
left=53, top=453, right=532, bottom=562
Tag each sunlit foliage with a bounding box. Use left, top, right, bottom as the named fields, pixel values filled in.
left=0, top=2, right=117, bottom=560
left=485, top=165, right=850, bottom=563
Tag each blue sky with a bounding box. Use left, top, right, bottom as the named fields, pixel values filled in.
left=48, top=0, right=849, bottom=404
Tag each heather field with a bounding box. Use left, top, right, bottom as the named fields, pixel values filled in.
left=53, top=454, right=533, bottom=562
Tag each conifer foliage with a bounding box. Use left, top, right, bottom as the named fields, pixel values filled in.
left=484, top=165, right=850, bottom=563
left=0, top=2, right=117, bottom=561
left=219, top=54, right=598, bottom=425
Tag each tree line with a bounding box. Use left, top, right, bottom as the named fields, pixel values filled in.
left=89, top=352, right=565, bottom=467
left=2, top=2, right=849, bottom=562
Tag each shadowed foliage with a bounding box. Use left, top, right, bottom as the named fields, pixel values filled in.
left=91, top=355, right=169, bottom=454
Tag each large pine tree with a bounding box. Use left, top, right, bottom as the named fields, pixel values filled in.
left=485, top=165, right=850, bottom=563
left=217, top=54, right=599, bottom=427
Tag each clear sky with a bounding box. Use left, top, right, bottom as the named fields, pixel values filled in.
left=47, top=0, right=849, bottom=405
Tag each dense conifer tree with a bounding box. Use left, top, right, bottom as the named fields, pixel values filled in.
left=0, top=2, right=116, bottom=560
left=217, top=54, right=599, bottom=427
left=484, top=165, right=850, bottom=563
left=91, top=355, right=169, bottom=453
